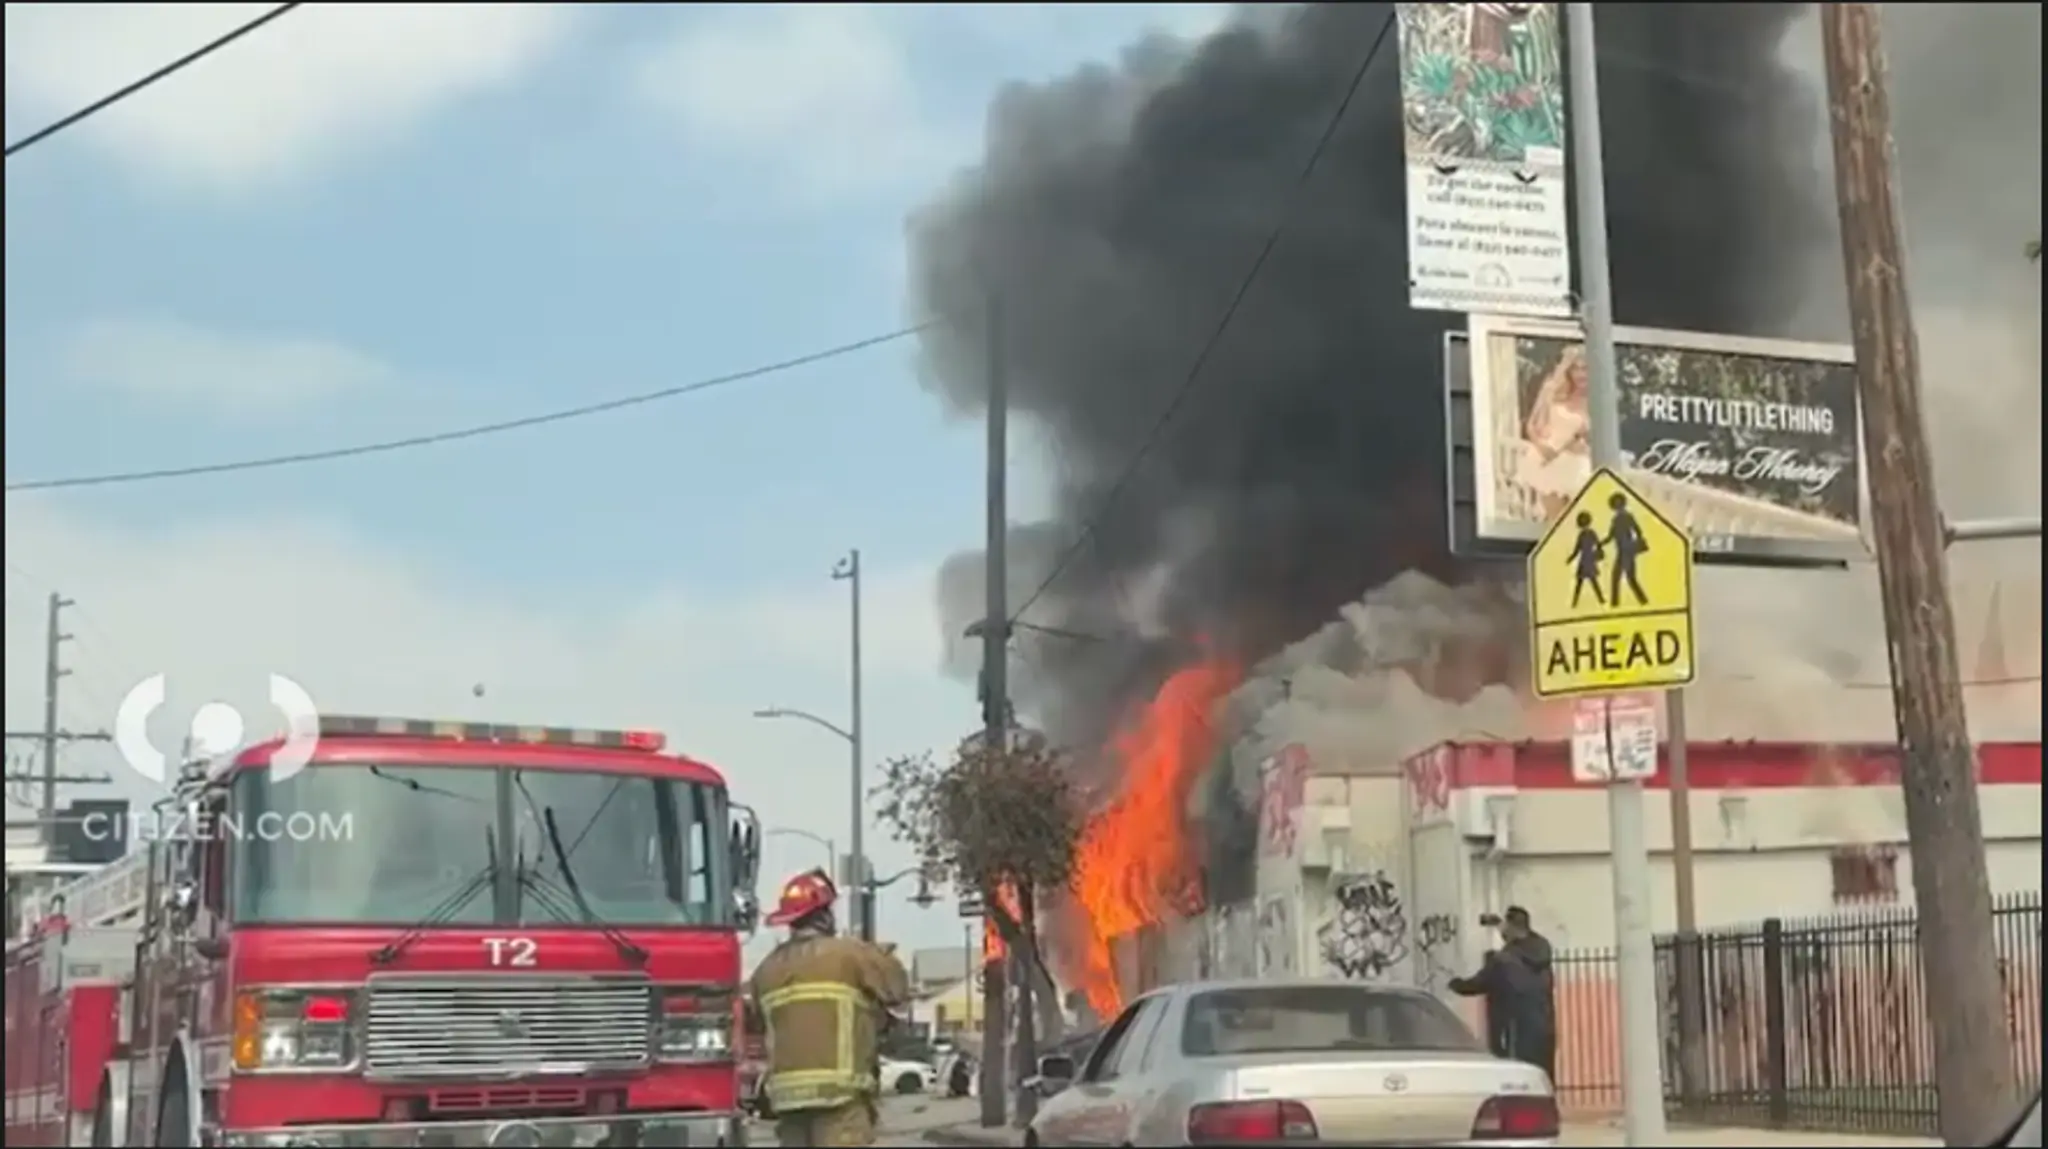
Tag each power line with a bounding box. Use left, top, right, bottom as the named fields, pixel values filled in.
left=5, top=324, right=930, bottom=493
left=5, top=4, right=305, bottom=159
left=1006, top=9, right=1397, bottom=627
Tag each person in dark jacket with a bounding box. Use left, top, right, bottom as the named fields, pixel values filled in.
left=1448, top=906, right=1557, bottom=1079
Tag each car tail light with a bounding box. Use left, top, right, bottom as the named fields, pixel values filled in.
left=1187, top=1099, right=1319, bottom=1143
left=1472, top=1095, right=1561, bottom=1140
left=657, top=988, right=735, bottom=1061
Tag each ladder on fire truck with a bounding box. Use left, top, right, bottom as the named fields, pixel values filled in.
left=21, top=847, right=153, bottom=933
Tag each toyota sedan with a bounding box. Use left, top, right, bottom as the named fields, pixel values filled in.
left=1022, top=978, right=1559, bottom=1146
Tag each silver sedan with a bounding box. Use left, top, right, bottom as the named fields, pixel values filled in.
left=1022, top=978, right=1559, bottom=1147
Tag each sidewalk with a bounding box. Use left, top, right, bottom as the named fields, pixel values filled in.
left=921, top=1119, right=1939, bottom=1147
left=1558, top=1118, right=1939, bottom=1146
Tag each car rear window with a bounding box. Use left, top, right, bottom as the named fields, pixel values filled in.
left=1181, top=985, right=1482, bottom=1057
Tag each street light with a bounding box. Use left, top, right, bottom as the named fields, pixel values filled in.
left=765, top=827, right=836, bottom=879
left=752, top=572, right=870, bottom=948
left=751, top=708, right=852, bottom=744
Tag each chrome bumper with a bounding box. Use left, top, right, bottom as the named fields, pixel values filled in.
left=218, top=1111, right=745, bottom=1147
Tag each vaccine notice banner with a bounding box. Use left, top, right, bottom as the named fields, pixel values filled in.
left=1396, top=2, right=1572, bottom=318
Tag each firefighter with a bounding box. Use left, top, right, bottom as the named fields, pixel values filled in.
left=746, top=868, right=911, bottom=1147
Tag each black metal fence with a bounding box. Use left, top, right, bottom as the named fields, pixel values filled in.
left=1550, top=891, right=2041, bottom=1137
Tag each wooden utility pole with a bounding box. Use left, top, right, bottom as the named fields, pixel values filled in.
left=1820, top=7, right=2015, bottom=1143
left=977, top=289, right=1012, bottom=1129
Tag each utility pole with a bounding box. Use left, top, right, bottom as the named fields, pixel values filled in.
left=1564, top=7, right=1667, bottom=1144
left=1820, top=8, right=2014, bottom=1142
left=832, top=549, right=870, bottom=942
left=977, top=289, right=1012, bottom=1129
left=43, top=592, right=74, bottom=836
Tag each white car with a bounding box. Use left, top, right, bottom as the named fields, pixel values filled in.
left=1022, top=978, right=1560, bottom=1146
left=880, top=1057, right=939, bottom=1095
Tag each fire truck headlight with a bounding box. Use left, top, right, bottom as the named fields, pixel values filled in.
left=232, top=987, right=360, bottom=1073
left=656, top=988, right=736, bottom=1062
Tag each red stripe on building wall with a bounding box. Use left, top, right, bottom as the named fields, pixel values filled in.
left=1425, top=740, right=2042, bottom=791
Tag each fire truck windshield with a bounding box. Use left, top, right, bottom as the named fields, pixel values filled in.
left=229, top=764, right=732, bottom=928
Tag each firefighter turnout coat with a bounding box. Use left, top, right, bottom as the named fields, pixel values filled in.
left=747, top=933, right=912, bottom=1113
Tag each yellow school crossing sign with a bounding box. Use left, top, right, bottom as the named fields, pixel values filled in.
left=1528, top=468, right=1696, bottom=699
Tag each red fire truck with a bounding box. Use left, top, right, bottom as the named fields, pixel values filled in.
left=4, top=713, right=764, bottom=1147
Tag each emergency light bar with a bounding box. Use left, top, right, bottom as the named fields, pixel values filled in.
left=317, top=715, right=667, bottom=753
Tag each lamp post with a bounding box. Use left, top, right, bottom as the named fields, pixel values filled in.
left=831, top=550, right=865, bottom=943
left=753, top=701, right=872, bottom=940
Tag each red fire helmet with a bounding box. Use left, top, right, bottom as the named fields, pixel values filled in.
left=766, top=868, right=838, bottom=927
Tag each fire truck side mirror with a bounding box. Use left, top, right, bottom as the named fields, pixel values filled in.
left=729, top=810, right=761, bottom=887
left=729, top=803, right=763, bottom=934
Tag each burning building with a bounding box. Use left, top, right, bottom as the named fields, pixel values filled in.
left=909, top=4, right=2041, bottom=1014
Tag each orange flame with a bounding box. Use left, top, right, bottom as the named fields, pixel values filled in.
left=1064, top=657, right=1240, bottom=1018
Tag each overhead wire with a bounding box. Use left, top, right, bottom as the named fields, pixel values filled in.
left=1004, top=8, right=1399, bottom=629
left=5, top=324, right=931, bottom=493
left=5, top=3, right=305, bottom=159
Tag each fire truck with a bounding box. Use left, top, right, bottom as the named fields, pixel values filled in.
left=4, top=713, right=764, bottom=1147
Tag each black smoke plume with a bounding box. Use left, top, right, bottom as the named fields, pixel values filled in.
left=910, top=4, right=1825, bottom=756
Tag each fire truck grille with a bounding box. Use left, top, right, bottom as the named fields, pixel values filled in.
left=364, top=978, right=653, bottom=1076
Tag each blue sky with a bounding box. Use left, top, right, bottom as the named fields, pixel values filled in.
left=3, top=2, right=1231, bottom=961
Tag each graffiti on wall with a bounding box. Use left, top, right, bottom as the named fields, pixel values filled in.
left=1415, top=913, right=1460, bottom=993
left=1256, top=896, right=1295, bottom=976
left=1407, top=747, right=1452, bottom=820
left=1207, top=901, right=1257, bottom=980
left=1259, top=744, right=1311, bottom=858
left=1317, top=870, right=1409, bottom=980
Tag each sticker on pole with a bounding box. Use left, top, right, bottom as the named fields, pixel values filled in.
left=1569, top=693, right=1660, bottom=783
left=1528, top=467, right=1696, bottom=698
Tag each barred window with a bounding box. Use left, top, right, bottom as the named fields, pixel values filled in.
left=1829, top=845, right=1900, bottom=903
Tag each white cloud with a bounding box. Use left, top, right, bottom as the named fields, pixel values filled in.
left=59, top=318, right=393, bottom=415
left=2, top=4, right=578, bottom=193
left=631, top=5, right=958, bottom=207
left=626, top=4, right=1246, bottom=209
left=2, top=500, right=970, bottom=950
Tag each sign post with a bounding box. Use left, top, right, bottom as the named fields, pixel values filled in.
left=1556, top=5, right=1675, bottom=1141
left=1526, top=461, right=1694, bottom=1148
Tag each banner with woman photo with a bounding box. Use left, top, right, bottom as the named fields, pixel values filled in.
left=1464, top=315, right=1867, bottom=563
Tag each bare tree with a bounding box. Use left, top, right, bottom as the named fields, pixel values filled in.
left=874, top=729, right=1083, bottom=1125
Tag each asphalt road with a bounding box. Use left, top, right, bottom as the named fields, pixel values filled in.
left=742, top=1097, right=1940, bottom=1147
left=746, top=1092, right=987, bottom=1146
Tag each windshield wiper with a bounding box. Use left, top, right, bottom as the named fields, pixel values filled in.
left=368, top=765, right=485, bottom=804
left=510, top=773, right=649, bottom=967
left=514, top=858, right=650, bottom=967
left=371, top=825, right=499, bottom=966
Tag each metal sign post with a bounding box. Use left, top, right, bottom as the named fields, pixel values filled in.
left=1559, top=5, right=1670, bottom=1142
